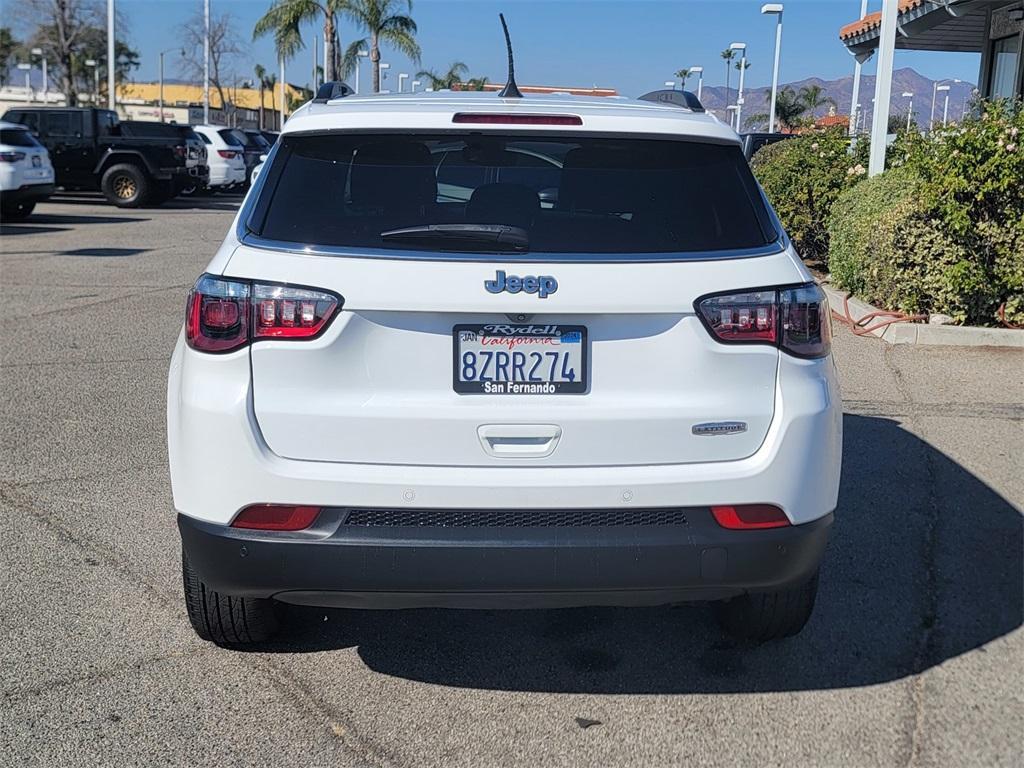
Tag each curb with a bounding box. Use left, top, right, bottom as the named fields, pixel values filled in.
left=821, top=284, right=1024, bottom=349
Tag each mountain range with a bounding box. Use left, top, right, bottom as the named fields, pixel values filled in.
left=689, top=67, right=976, bottom=131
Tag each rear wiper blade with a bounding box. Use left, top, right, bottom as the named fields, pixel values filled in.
left=380, top=224, right=529, bottom=251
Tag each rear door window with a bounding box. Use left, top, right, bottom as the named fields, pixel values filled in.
left=253, top=133, right=777, bottom=256
left=0, top=128, right=41, bottom=147
left=218, top=129, right=244, bottom=147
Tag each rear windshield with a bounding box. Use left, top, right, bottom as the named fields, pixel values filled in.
left=250, top=133, right=777, bottom=255
left=0, top=128, right=40, bottom=147
left=218, top=129, right=244, bottom=146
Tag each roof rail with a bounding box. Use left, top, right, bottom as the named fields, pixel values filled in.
left=636, top=89, right=706, bottom=113
left=313, top=81, right=355, bottom=104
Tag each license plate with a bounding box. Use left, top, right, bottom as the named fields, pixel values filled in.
left=453, top=324, right=587, bottom=394
left=31, top=156, right=41, bottom=167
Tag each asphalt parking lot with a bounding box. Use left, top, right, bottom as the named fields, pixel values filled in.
left=1, top=195, right=1022, bottom=767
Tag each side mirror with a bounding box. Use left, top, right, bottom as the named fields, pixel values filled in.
left=259, top=154, right=268, bottom=163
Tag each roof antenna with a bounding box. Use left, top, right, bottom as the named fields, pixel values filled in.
left=497, top=13, right=523, bottom=98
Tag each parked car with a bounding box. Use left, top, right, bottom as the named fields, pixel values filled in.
left=118, top=121, right=209, bottom=196
left=1, top=107, right=199, bottom=207
left=191, top=125, right=247, bottom=192
left=222, top=128, right=268, bottom=183
left=740, top=131, right=795, bottom=160
left=0, top=120, right=55, bottom=220
left=170, top=89, right=841, bottom=647
left=259, top=130, right=279, bottom=146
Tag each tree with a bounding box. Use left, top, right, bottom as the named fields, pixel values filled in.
left=720, top=48, right=736, bottom=107
left=264, top=72, right=278, bottom=114
left=179, top=9, right=242, bottom=121
left=463, top=76, right=488, bottom=91
left=798, top=84, right=836, bottom=117
left=341, top=0, right=420, bottom=94
left=254, top=64, right=267, bottom=129
left=675, top=68, right=692, bottom=87
left=12, top=0, right=107, bottom=106
left=254, top=1, right=345, bottom=84
left=0, top=27, right=20, bottom=88
left=75, top=27, right=140, bottom=98
left=415, top=61, right=467, bottom=90
left=747, top=86, right=808, bottom=132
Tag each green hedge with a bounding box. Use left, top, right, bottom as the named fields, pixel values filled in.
left=750, top=129, right=868, bottom=263
left=752, top=101, right=1024, bottom=327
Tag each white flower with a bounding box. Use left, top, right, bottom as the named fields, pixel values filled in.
left=1011, top=127, right=1020, bottom=138
left=811, top=142, right=819, bottom=150
left=1007, top=143, right=1017, bottom=152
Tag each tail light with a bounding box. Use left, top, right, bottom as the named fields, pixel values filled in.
left=231, top=504, right=322, bottom=531
left=218, top=150, right=238, bottom=159
left=0, top=151, right=26, bottom=163
left=173, top=144, right=187, bottom=159
left=185, top=275, right=340, bottom=353
left=711, top=504, right=790, bottom=530
left=695, top=282, right=831, bottom=358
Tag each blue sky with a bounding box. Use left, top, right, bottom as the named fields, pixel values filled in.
left=117, top=0, right=981, bottom=93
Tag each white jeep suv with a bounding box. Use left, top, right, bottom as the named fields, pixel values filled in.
left=0, top=120, right=55, bottom=220
left=168, top=90, right=841, bottom=646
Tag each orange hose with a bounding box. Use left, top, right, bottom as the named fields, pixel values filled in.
left=997, top=303, right=1023, bottom=330
left=830, top=292, right=927, bottom=337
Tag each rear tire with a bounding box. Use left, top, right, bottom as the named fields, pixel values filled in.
left=181, top=550, right=280, bottom=645
left=1, top=201, right=36, bottom=221
left=101, top=163, right=150, bottom=208
left=714, top=571, right=819, bottom=642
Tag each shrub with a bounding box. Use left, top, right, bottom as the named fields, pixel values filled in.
left=750, top=129, right=867, bottom=263
left=827, top=100, right=1024, bottom=326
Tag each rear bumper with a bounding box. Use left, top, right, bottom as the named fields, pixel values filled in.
left=179, top=509, right=832, bottom=608
left=1, top=182, right=55, bottom=204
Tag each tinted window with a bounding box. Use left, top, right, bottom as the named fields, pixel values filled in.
left=255, top=133, right=775, bottom=255
left=121, top=121, right=179, bottom=138
left=218, top=129, right=244, bottom=146
left=198, top=132, right=212, bottom=145
left=46, top=111, right=83, bottom=136
left=0, top=128, right=40, bottom=147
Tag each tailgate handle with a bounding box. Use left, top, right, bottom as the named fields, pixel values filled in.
left=478, top=424, right=562, bottom=458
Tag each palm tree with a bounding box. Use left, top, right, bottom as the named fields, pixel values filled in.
left=416, top=61, right=468, bottom=90
left=798, top=84, right=836, bottom=117
left=720, top=48, right=736, bottom=107
left=675, top=68, right=692, bottom=88
left=746, top=86, right=807, bottom=132
left=342, top=0, right=420, bottom=94
left=264, top=72, right=278, bottom=114
left=254, top=64, right=267, bottom=129
left=254, top=1, right=344, bottom=83
left=464, top=76, right=489, bottom=91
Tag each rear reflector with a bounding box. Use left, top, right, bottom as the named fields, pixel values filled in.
left=452, top=113, right=583, bottom=126
left=711, top=505, right=790, bottom=530
left=217, top=150, right=238, bottom=159
left=231, top=505, right=322, bottom=531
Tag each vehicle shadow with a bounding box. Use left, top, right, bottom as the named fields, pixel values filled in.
left=0, top=224, right=70, bottom=236
left=60, top=247, right=152, bottom=257
left=255, top=413, right=1022, bottom=694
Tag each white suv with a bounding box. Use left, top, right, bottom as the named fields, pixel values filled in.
left=192, top=125, right=247, bottom=191
left=0, top=120, right=54, bottom=220
left=169, top=91, right=841, bottom=646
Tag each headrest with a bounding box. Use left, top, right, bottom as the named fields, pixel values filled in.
left=349, top=141, right=436, bottom=208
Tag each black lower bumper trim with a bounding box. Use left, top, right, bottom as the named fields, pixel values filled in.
left=1, top=183, right=55, bottom=204
left=178, top=509, right=832, bottom=609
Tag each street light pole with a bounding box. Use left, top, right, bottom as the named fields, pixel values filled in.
left=932, top=83, right=950, bottom=128
left=730, top=42, right=747, bottom=131
left=762, top=4, right=784, bottom=133
left=354, top=50, right=368, bottom=94
left=30, top=49, right=47, bottom=103
left=85, top=59, right=99, bottom=105
left=690, top=66, right=703, bottom=100
left=902, top=91, right=913, bottom=131
left=203, top=0, right=210, bottom=124
left=107, top=0, right=115, bottom=110
left=398, top=73, right=408, bottom=92
left=848, top=0, right=870, bottom=138
left=411, top=79, right=420, bottom=93
left=17, top=63, right=31, bottom=103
